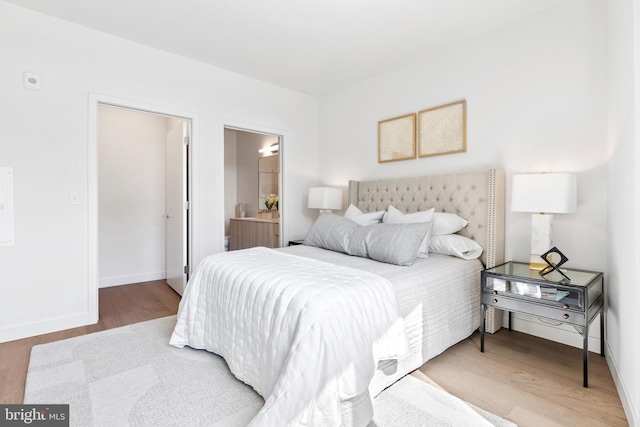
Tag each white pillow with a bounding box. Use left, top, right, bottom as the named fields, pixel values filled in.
left=382, top=205, right=435, bottom=256
left=382, top=205, right=435, bottom=223
left=429, top=234, right=483, bottom=260
left=432, top=212, right=468, bottom=236
left=344, top=204, right=384, bottom=226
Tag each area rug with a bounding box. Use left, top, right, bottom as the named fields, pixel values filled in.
left=24, top=316, right=515, bottom=427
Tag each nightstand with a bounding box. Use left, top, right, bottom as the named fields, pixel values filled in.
left=480, top=261, right=604, bottom=387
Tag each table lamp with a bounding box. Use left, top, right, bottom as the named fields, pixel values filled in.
left=511, top=173, right=577, bottom=270
left=308, top=187, right=342, bottom=215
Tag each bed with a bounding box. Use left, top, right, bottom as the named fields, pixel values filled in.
left=170, top=169, right=505, bottom=426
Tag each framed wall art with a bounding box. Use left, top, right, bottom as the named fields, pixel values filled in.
left=378, top=113, right=416, bottom=163
left=417, top=100, right=466, bottom=158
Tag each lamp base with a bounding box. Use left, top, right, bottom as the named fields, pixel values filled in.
left=529, top=213, right=553, bottom=270
left=529, top=254, right=548, bottom=271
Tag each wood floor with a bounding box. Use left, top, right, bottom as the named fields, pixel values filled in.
left=0, top=280, right=628, bottom=426
left=0, top=280, right=180, bottom=405
left=418, top=330, right=628, bottom=426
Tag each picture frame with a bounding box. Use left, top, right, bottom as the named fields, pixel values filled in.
left=417, top=100, right=466, bottom=158
left=378, top=113, right=416, bottom=163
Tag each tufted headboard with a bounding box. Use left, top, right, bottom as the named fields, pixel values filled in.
left=348, top=170, right=505, bottom=267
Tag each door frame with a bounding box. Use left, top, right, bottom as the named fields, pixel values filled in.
left=88, top=93, right=197, bottom=323
left=221, top=120, right=285, bottom=249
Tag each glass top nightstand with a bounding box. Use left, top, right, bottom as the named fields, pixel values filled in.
left=480, top=261, right=605, bottom=387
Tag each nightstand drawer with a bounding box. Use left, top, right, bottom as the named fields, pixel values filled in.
left=482, top=293, right=585, bottom=326
left=483, top=278, right=584, bottom=310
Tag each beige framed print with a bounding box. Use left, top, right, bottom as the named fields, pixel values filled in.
left=418, top=100, right=466, bottom=158
left=378, top=113, right=416, bottom=163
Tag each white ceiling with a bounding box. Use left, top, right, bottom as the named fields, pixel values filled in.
left=5, top=0, right=561, bottom=96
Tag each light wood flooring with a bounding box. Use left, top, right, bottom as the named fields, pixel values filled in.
left=418, top=329, right=628, bottom=426
left=0, top=280, right=628, bottom=426
left=0, top=280, right=180, bottom=405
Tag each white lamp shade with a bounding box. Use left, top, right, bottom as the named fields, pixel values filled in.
left=511, top=173, right=577, bottom=214
left=308, top=187, right=343, bottom=210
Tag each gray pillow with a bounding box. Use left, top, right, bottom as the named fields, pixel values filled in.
left=303, top=213, right=359, bottom=253
left=304, top=214, right=429, bottom=266
left=345, top=224, right=373, bottom=257
left=359, top=222, right=430, bottom=266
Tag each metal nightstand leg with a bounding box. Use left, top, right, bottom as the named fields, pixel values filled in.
left=582, top=309, right=606, bottom=388
left=583, top=324, right=589, bottom=388
left=600, top=309, right=605, bottom=357
left=480, top=303, right=485, bottom=352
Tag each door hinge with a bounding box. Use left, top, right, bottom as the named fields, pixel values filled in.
left=183, top=201, right=189, bottom=210
left=183, top=136, right=190, bottom=146
left=184, top=265, right=190, bottom=274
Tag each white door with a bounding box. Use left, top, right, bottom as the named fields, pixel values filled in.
left=165, top=120, right=188, bottom=295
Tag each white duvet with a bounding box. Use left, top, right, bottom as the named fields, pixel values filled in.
left=170, top=247, right=408, bottom=426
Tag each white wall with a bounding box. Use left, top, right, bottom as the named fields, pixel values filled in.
left=0, top=1, right=320, bottom=342
left=320, top=0, right=608, bottom=354
left=98, top=105, right=167, bottom=287
left=606, top=0, right=640, bottom=424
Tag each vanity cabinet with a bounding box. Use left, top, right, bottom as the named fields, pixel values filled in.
left=229, top=218, right=280, bottom=250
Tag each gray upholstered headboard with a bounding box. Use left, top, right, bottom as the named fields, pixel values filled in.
left=348, top=170, right=505, bottom=267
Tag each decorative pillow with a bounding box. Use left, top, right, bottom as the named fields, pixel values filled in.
left=344, top=224, right=371, bottom=258
left=303, top=213, right=359, bottom=253
left=362, top=222, right=430, bottom=266
left=344, top=204, right=385, bottom=226
left=382, top=205, right=435, bottom=256
left=431, top=212, right=468, bottom=236
left=428, top=234, right=483, bottom=260
left=304, top=213, right=428, bottom=266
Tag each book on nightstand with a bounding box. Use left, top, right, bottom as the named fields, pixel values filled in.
left=540, top=288, right=570, bottom=301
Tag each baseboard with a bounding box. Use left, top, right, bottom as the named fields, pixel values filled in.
left=606, top=341, right=638, bottom=426
left=0, top=312, right=94, bottom=344
left=99, top=271, right=166, bottom=288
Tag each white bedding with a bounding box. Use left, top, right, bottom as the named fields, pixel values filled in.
left=278, top=245, right=483, bottom=396
left=170, top=247, right=409, bottom=426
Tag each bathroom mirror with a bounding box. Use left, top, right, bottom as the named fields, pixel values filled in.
left=258, top=155, right=279, bottom=210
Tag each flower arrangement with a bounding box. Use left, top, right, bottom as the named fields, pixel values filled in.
left=263, top=193, right=279, bottom=211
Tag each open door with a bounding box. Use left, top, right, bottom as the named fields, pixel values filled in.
left=165, top=119, right=189, bottom=295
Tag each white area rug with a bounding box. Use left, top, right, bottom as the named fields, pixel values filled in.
left=24, top=316, right=515, bottom=427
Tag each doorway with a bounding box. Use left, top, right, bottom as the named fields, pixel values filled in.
left=96, top=104, right=191, bottom=296
left=223, top=127, right=282, bottom=250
